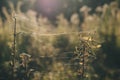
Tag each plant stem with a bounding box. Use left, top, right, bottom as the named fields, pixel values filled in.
left=12, top=17, right=16, bottom=80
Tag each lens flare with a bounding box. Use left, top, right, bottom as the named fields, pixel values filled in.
left=38, top=0, right=59, bottom=14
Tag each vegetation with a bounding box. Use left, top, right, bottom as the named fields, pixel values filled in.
left=0, top=0, right=120, bottom=80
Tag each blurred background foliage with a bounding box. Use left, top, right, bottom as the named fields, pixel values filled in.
left=0, top=0, right=120, bottom=80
